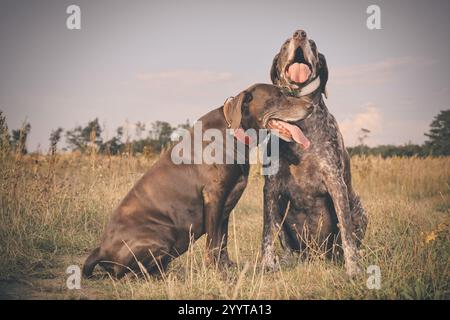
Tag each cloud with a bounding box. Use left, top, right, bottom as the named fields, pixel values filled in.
left=136, top=69, right=234, bottom=87
left=339, top=103, right=382, bottom=146
left=332, top=56, right=435, bottom=86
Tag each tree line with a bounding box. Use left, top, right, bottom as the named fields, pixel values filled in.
left=0, top=110, right=449, bottom=157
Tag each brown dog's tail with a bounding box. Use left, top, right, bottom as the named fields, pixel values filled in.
left=82, top=247, right=101, bottom=278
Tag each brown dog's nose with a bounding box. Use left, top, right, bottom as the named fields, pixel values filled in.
left=293, top=30, right=307, bottom=39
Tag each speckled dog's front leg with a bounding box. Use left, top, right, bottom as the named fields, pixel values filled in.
left=325, top=175, right=362, bottom=277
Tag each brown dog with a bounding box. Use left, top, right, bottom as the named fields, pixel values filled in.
left=83, top=83, right=314, bottom=278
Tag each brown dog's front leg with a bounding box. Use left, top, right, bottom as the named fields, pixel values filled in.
left=216, top=214, right=235, bottom=268
left=326, top=176, right=362, bottom=277
left=217, top=174, right=248, bottom=267
left=203, top=189, right=230, bottom=269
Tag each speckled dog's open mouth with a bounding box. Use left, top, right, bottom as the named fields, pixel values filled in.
left=267, top=118, right=310, bottom=150
left=285, top=46, right=312, bottom=84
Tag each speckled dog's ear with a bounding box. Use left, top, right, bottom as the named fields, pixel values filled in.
left=270, top=53, right=280, bottom=85
left=223, top=92, right=245, bottom=129
left=318, top=53, right=329, bottom=98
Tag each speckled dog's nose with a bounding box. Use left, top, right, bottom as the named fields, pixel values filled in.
left=293, top=30, right=307, bottom=39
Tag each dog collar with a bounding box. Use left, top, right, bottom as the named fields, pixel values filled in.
left=283, top=76, right=320, bottom=97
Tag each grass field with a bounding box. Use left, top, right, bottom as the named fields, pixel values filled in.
left=0, top=152, right=449, bottom=299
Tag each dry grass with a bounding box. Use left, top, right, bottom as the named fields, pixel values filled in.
left=0, top=152, right=449, bottom=299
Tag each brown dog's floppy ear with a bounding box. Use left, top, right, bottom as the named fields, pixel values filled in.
left=270, top=53, right=280, bottom=85
left=223, top=92, right=245, bottom=129
left=318, top=53, right=329, bottom=98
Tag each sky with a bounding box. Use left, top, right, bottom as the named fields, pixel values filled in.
left=0, top=0, right=449, bottom=150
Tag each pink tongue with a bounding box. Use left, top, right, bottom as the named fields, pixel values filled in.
left=279, top=121, right=310, bottom=150
left=287, top=63, right=311, bottom=83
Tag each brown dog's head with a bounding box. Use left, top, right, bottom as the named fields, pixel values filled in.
left=223, top=84, right=313, bottom=149
left=270, top=29, right=328, bottom=98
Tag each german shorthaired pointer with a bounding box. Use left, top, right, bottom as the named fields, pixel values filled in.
left=261, top=30, right=368, bottom=276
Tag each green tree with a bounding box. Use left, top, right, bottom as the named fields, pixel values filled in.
left=149, top=121, right=174, bottom=149
left=135, top=121, right=146, bottom=138
left=0, top=111, right=11, bottom=153
left=66, top=118, right=103, bottom=152
left=11, top=122, right=31, bottom=154
left=101, top=126, right=124, bottom=155
left=424, top=109, right=450, bottom=156
left=49, top=127, right=64, bottom=155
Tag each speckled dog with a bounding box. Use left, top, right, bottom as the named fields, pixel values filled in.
left=261, top=30, right=368, bottom=276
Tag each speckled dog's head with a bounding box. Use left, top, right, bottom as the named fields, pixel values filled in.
left=270, top=29, right=328, bottom=97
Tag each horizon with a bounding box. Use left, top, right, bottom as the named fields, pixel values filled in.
left=2, top=114, right=439, bottom=154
